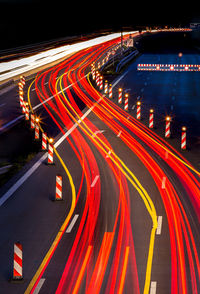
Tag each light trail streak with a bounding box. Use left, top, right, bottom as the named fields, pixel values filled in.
left=24, top=33, right=200, bottom=294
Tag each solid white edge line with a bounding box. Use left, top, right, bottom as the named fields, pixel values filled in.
left=0, top=98, right=102, bottom=207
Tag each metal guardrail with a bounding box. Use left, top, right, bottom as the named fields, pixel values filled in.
left=116, top=50, right=139, bottom=72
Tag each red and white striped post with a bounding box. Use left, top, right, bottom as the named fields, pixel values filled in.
left=30, top=114, right=35, bottom=129
left=181, top=126, right=187, bottom=150
left=55, top=175, right=62, bottom=200
left=149, top=109, right=154, bottom=128
left=18, top=82, right=23, bottom=93
left=25, top=103, right=29, bottom=121
left=22, top=101, right=26, bottom=114
left=108, top=84, right=112, bottom=98
left=19, top=91, right=24, bottom=107
left=136, top=101, right=141, bottom=120
left=96, top=71, right=100, bottom=87
left=20, top=75, right=25, bottom=86
left=104, top=80, right=108, bottom=94
left=165, top=116, right=171, bottom=138
left=13, top=242, right=23, bottom=280
left=35, top=118, right=40, bottom=140
left=124, top=93, right=129, bottom=111
left=91, top=63, right=95, bottom=80
left=99, top=76, right=103, bottom=90
left=118, top=88, right=122, bottom=104
left=42, top=132, right=47, bottom=150
left=48, top=138, right=54, bottom=164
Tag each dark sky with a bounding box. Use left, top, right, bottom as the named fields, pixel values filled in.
left=0, top=0, right=200, bottom=50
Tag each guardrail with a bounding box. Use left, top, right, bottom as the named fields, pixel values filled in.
left=116, top=49, right=139, bottom=72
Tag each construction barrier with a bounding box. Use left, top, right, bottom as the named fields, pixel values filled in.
left=136, top=101, right=141, bottom=120
left=30, top=114, right=35, bottom=129
left=55, top=175, right=63, bottom=200
left=165, top=116, right=171, bottom=138
left=42, top=132, right=47, bottom=150
left=181, top=126, right=187, bottom=150
left=48, top=139, right=54, bottom=164
left=149, top=109, right=154, bottom=128
left=104, top=80, right=108, bottom=94
left=13, top=242, right=23, bottom=280
left=118, top=88, right=122, bottom=104
left=109, top=84, right=112, bottom=98
left=124, top=93, right=129, bottom=111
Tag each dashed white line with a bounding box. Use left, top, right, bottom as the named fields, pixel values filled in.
left=156, top=216, right=163, bottom=235
left=66, top=214, right=79, bottom=233
left=0, top=98, right=102, bottom=207
left=91, top=175, right=100, bottom=188
left=32, top=278, right=45, bottom=294
left=150, top=281, right=157, bottom=294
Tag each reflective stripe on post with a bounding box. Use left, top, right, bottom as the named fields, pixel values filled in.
left=13, top=242, right=23, bottom=280
left=55, top=175, right=62, bottom=200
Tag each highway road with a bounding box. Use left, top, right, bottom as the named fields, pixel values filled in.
left=0, top=30, right=199, bottom=294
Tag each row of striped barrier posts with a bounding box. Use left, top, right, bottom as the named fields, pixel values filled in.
left=90, top=64, right=187, bottom=150
left=13, top=73, right=66, bottom=281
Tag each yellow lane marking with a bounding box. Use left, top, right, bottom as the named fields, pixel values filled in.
left=56, top=70, right=157, bottom=294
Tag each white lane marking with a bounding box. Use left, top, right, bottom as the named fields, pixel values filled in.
left=117, top=130, right=122, bottom=137
left=0, top=98, right=102, bottom=207
left=91, top=175, right=99, bottom=188
left=54, top=97, right=101, bottom=148
left=66, top=214, right=79, bottom=233
left=0, top=114, right=24, bottom=132
left=91, top=130, right=105, bottom=138
left=33, top=73, right=88, bottom=111
left=0, top=73, right=88, bottom=131
left=156, top=216, right=163, bottom=235
left=33, top=278, right=46, bottom=294
left=0, top=103, right=6, bottom=107
left=150, top=281, right=157, bottom=294
left=106, top=149, right=112, bottom=158
left=0, top=153, right=47, bottom=207
left=161, top=176, right=166, bottom=189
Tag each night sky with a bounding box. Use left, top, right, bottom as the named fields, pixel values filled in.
left=0, top=0, right=200, bottom=50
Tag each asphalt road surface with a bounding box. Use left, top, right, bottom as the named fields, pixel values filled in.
left=0, top=31, right=200, bottom=294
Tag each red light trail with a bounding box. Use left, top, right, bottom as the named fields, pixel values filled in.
left=25, top=33, right=200, bottom=294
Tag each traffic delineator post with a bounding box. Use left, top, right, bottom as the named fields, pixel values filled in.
left=108, top=84, right=112, bottom=98
left=42, top=132, right=47, bottom=150
left=118, top=88, right=122, bottom=104
left=181, top=126, right=187, bottom=150
left=13, top=242, right=23, bottom=281
left=22, top=101, right=26, bottom=114
left=30, top=114, right=35, bottom=129
left=34, top=121, right=40, bottom=140
left=99, top=76, right=103, bottom=90
left=124, top=93, right=129, bottom=111
left=25, top=104, right=29, bottom=121
left=47, top=138, right=54, bottom=165
left=136, top=101, right=141, bottom=120
left=149, top=109, right=154, bottom=128
left=104, top=80, right=108, bottom=94
left=165, top=116, right=171, bottom=138
left=55, top=175, right=63, bottom=200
